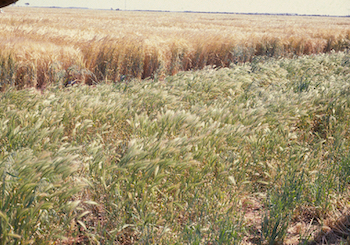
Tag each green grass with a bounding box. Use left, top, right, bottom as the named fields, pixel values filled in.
left=1, top=51, right=350, bottom=244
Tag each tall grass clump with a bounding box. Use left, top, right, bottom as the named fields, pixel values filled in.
left=0, top=150, right=82, bottom=244
left=0, top=51, right=16, bottom=91
left=0, top=89, right=89, bottom=243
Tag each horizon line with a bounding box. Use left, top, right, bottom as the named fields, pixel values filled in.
left=8, top=5, right=350, bottom=18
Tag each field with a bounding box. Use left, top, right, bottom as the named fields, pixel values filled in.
left=1, top=7, right=350, bottom=245
left=0, top=7, right=350, bottom=89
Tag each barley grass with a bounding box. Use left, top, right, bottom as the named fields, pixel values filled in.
left=1, top=51, right=350, bottom=243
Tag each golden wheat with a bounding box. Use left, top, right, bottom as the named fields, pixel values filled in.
left=0, top=7, right=349, bottom=88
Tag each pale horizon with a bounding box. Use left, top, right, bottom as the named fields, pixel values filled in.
left=10, top=0, right=350, bottom=16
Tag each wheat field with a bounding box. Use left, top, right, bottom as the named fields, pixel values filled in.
left=1, top=6, right=350, bottom=245
left=0, top=7, right=349, bottom=89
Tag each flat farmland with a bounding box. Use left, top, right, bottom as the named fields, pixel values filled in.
left=1, top=7, right=350, bottom=245
left=0, top=7, right=349, bottom=88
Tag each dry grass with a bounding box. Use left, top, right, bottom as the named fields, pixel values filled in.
left=0, top=7, right=349, bottom=89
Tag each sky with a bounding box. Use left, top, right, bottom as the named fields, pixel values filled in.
left=13, top=0, right=350, bottom=16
